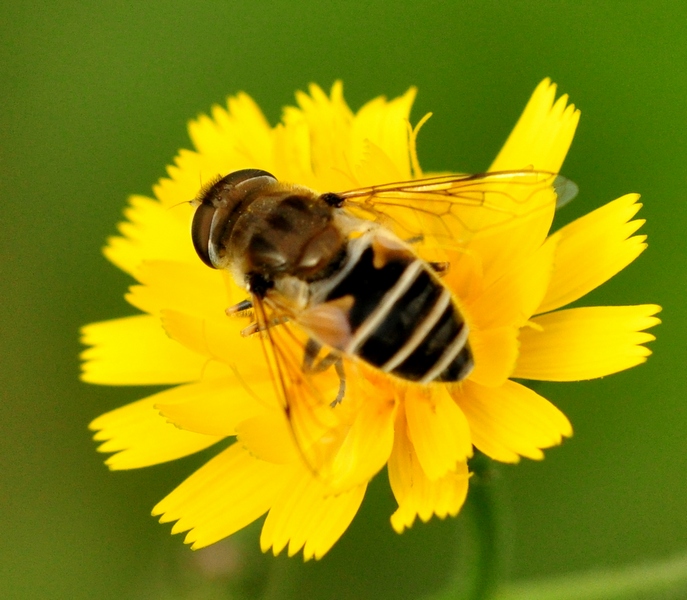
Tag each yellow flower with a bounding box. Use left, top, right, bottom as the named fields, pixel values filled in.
left=82, top=80, right=660, bottom=560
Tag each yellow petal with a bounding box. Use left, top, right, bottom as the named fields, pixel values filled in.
left=467, top=233, right=558, bottom=329
left=160, top=309, right=268, bottom=378
left=188, top=92, right=274, bottom=170
left=468, top=325, right=519, bottom=387
left=455, top=380, right=572, bottom=463
left=441, top=247, right=484, bottom=304
left=152, top=443, right=288, bottom=550
left=273, top=119, right=318, bottom=187
left=153, top=149, right=236, bottom=210
left=126, top=260, right=235, bottom=319
left=353, top=140, right=406, bottom=187
left=489, top=78, right=580, bottom=174
left=537, top=194, right=647, bottom=314
left=466, top=185, right=556, bottom=290
left=260, top=468, right=366, bottom=560
left=156, top=376, right=267, bottom=437
left=90, top=394, right=222, bottom=470
left=80, top=315, right=208, bottom=385
left=104, top=195, right=196, bottom=277
left=466, top=80, right=579, bottom=285
left=351, top=87, right=416, bottom=181
left=388, top=407, right=469, bottom=533
left=514, top=305, right=661, bottom=381
left=404, top=385, right=472, bottom=480
left=235, top=411, right=300, bottom=465
left=282, top=82, right=355, bottom=190
left=237, top=360, right=395, bottom=490
left=323, top=380, right=397, bottom=491
left=254, top=345, right=346, bottom=474
left=154, top=92, right=276, bottom=212
left=299, top=484, right=366, bottom=561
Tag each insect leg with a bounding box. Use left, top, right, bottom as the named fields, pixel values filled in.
left=240, top=315, right=289, bottom=337
left=226, top=298, right=253, bottom=316
left=303, top=339, right=340, bottom=373
left=303, top=338, right=321, bottom=371
left=428, top=261, right=450, bottom=276
left=312, top=353, right=346, bottom=406
left=302, top=338, right=346, bottom=406
left=331, top=359, right=346, bottom=407
left=312, top=352, right=340, bottom=372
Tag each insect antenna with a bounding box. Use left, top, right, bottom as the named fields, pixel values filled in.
left=166, top=199, right=194, bottom=211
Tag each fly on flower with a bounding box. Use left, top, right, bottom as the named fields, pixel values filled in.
left=83, top=79, right=660, bottom=559
left=190, top=168, right=577, bottom=477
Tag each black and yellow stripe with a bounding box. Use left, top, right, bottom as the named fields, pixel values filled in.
left=325, top=245, right=473, bottom=383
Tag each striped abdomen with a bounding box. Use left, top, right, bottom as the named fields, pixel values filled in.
left=325, top=245, right=473, bottom=383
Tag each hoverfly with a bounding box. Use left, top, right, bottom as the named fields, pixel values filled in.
left=191, top=168, right=576, bottom=476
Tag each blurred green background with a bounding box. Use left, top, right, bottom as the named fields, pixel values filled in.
left=2, top=1, right=685, bottom=598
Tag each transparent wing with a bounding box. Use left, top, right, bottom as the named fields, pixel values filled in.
left=553, top=175, right=578, bottom=209
left=337, top=170, right=572, bottom=247
left=251, top=295, right=355, bottom=479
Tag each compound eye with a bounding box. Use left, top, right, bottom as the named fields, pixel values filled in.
left=192, top=168, right=277, bottom=269
left=223, top=168, right=276, bottom=187
left=191, top=201, right=218, bottom=268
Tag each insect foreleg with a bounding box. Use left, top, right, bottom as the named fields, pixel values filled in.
left=226, top=298, right=253, bottom=316
left=240, top=315, right=289, bottom=337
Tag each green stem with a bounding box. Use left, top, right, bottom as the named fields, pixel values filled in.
left=261, top=555, right=299, bottom=600
left=465, top=452, right=504, bottom=600
left=424, top=452, right=506, bottom=600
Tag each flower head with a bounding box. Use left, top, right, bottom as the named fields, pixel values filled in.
left=82, top=80, right=660, bottom=560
